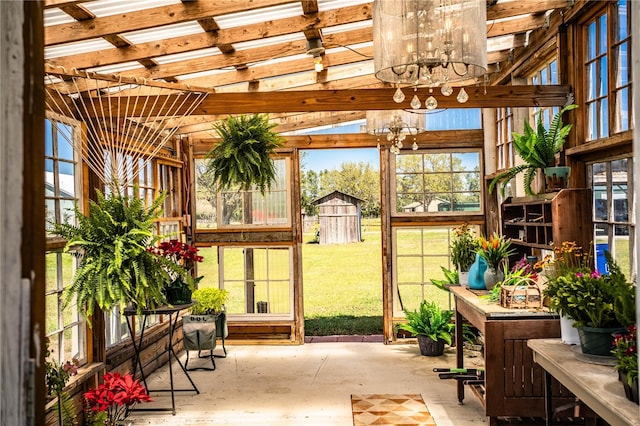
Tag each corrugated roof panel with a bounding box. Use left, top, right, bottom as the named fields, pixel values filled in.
left=234, top=33, right=306, bottom=51
left=248, top=53, right=309, bottom=68
left=122, top=22, right=205, bottom=44
left=154, top=48, right=222, bottom=65
left=175, top=69, right=229, bottom=81
left=215, top=3, right=303, bottom=29
left=44, top=8, right=76, bottom=26
left=45, top=38, right=117, bottom=59
left=86, top=61, right=145, bottom=74
left=82, top=0, right=181, bottom=18
left=325, top=41, right=372, bottom=55
left=318, top=0, right=370, bottom=12
left=323, top=20, right=372, bottom=35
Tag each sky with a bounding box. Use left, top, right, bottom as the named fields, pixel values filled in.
left=300, top=148, right=379, bottom=173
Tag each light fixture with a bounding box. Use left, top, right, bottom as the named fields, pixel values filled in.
left=373, top=0, right=487, bottom=109
left=306, top=38, right=325, bottom=73
left=366, top=110, right=426, bottom=154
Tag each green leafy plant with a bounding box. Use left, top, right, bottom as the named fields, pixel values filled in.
left=51, top=189, right=191, bottom=321
left=206, top=114, right=284, bottom=194
left=451, top=224, right=478, bottom=272
left=544, top=253, right=636, bottom=328
left=191, top=287, right=230, bottom=315
left=612, top=325, right=638, bottom=386
left=430, top=266, right=459, bottom=290
left=489, top=104, right=578, bottom=196
left=396, top=300, right=455, bottom=345
left=45, top=338, right=79, bottom=426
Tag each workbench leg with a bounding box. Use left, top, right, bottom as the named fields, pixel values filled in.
left=455, top=309, right=465, bottom=404
left=544, top=370, right=553, bottom=426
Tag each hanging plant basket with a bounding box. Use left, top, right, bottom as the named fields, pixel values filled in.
left=206, top=114, right=284, bottom=194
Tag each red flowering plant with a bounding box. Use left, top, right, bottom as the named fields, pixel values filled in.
left=612, top=324, right=638, bottom=386
left=149, top=240, right=204, bottom=305
left=84, top=372, right=152, bottom=425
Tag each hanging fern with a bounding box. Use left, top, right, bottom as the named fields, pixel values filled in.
left=206, top=114, right=284, bottom=194
left=51, top=188, right=192, bottom=323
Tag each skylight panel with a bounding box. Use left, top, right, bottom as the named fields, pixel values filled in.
left=44, top=8, right=76, bottom=26
left=322, top=20, right=372, bottom=35
left=154, top=48, right=222, bottom=65
left=175, top=69, right=228, bottom=81
left=215, top=3, right=303, bottom=29
left=45, top=38, right=116, bottom=59
left=325, top=41, right=373, bottom=55
left=248, top=53, right=309, bottom=68
left=82, top=0, right=181, bottom=18
left=234, top=33, right=306, bottom=51
left=121, top=22, right=205, bottom=44
left=318, top=0, right=370, bottom=12
left=86, top=62, right=145, bottom=74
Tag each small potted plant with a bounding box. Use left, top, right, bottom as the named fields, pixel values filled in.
left=612, top=325, right=638, bottom=404
left=451, top=224, right=478, bottom=286
left=544, top=252, right=636, bottom=356
left=84, top=372, right=152, bottom=425
left=396, top=300, right=454, bottom=356
left=476, top=233, right=515, bottom=291
left=489, top=104, right=578, bottom=195
left=183, top=287, right=230, bottom=369
left=150, top=239, right=203, bottom=305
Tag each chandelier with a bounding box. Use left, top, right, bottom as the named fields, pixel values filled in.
left=373, top=0, right=487, bottom=110
left=366, top=110, right=426, bottom=154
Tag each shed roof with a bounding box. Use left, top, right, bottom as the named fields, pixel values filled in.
left=311, top=190, right=365, bottom=206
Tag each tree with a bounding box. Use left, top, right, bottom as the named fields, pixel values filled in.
left=301, top=169, right=320, bottom=216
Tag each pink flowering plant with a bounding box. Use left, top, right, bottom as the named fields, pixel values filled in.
left=612, top=325, right=638, bottom=386
left=149, top=240, right=204, bottom=304
left=544, top=251, right=635, bottom=328
left=84, top=372, right=152, bottom=425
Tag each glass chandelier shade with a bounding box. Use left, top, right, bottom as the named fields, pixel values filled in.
left=366, top=110, right=426, bottom=154
left=373, top=0, right=487, bottom=108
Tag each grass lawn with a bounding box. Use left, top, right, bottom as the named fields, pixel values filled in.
left=302, top=229, right=383, bottom=335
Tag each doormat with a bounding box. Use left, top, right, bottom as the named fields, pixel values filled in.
left=351, top=394, right=436, bottom=426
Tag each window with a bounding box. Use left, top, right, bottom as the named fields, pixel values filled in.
left=392, top=151, right=482, bottom=215
left=496, top=107, right=514, bottom=171
left=589, top=157, right=634, bottom=279
left=45, top=117, right=86, bottom=365
left=393, top=227, right=462, bottom=315
left=584, top=1, right=632, bottom=140
left=195, top=157, right=291, bottom=229
left=220, top=247, right=292, bottom=319
left=529, top=59, right=560, bottom=129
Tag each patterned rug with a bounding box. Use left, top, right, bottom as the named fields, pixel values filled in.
left=351, top=394, right=436, bottom=426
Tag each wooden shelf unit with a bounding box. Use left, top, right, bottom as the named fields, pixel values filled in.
left=501, top=189, right=593, bottom=260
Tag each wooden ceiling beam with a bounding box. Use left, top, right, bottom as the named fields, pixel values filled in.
left=46, top=4, right=372, bottom=70
left=486, top=0, right=572, bottom=21
left=44, top=0, right=92, bottom=8
left=487, top=14, right=548, bottom=39
left=45, top=0, right=298, bottom=46
left=192, top=129, right=484, bottom=153
left=73, top=85, right=570, bottom=118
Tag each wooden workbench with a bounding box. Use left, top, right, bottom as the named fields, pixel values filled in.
left=529, top=339, right=639, bottom=426
left=451, top=286, right=580, bottom=424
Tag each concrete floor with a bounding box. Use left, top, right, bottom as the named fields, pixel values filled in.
left=127, top=340, right=487, bottom=426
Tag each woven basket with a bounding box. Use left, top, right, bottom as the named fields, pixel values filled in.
left=499, top=283, right=542, bottom=309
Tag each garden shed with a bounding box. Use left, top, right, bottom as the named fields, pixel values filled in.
left=312, top=190, right=363, bottom=244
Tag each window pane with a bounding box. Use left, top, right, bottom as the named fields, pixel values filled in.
left=587, top=63, right=596, bottom=100
left=600, top=99, right=609, bottom=137
left=615, top=44, right=629, bottom=86
left=599, top=15, right=607, bottom=54
left=599, top=57, right=608, bottom=96
left=587, top=21, right=596, bottom=59
left=615, top=88, right=629, bottom=132
left=57, top=124, right=74, bottom=161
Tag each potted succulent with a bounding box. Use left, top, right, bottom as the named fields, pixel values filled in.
left=51, top=189, right=191, bottom=321
left=396, top=300, right=454, bottom=356
left=544, top=252, right=636, bottom=356
left=476, top=233, right=516, bottom=291
left=205, top=113, right=284, bottom=194
left=451, top=224, right=478, bottom=286
left=183, top=287, right=230, bottom=369
left=489, top=104, right=578, bottom=196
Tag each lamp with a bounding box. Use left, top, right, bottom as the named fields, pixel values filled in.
left=306, top=38, right=325, bottom=73
left=366, top=110, right=426, bottom=154
left=373, top=0, right=487, bottom=109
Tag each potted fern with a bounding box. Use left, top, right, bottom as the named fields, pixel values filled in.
left=396, top=300, right=454, bottom=356
left=206, top=114, right=284, bottom=193
left=489, top=104, right=577, bottom=196
left=51, top=189, right=192, bottom=322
